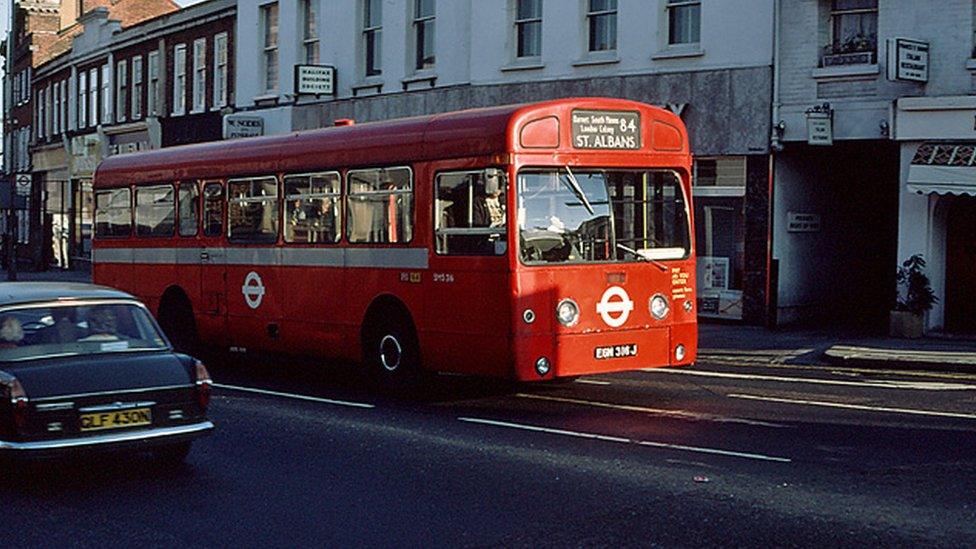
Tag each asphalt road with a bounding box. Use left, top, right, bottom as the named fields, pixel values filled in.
left=4, top=355, right=976, bottom=547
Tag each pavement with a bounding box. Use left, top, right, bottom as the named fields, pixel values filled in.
left=2, top=268, right=974, bottom=373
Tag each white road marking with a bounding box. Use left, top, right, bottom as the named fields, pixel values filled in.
left=457, top=416, right=792, bottom=463
left=574, top=379, right=612, bottom=385
left=643, top=368, right=976, bottom=391
left=707, top=360, right=976, bottom=382
left=728, top=393, right=976, bottom=420
left=516, top=393, right=785, bottom=427
left=213, top=383, right=375, bottom=409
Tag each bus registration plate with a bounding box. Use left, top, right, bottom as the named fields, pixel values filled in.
left=594, top=344, right=638, bottom=360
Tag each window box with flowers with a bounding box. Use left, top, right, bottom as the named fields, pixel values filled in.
left=822, top=34, right=876, bottom=67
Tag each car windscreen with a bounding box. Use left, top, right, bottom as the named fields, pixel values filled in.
left=517, top=169, right=690, bottom=264
left=0, top=302, right=168, bottom=362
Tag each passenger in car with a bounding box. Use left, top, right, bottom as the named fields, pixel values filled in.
left=0, top=316, right=24, bottom=348
left=79, top=308, right=120, bottom=342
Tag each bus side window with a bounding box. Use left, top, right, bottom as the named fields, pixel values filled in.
left=203, top=182, right=223, bottom=237
left=179, top=180, right=200, bottom=237
left=94, top=188, right=132, bottom=238
left=434, top=169, right=507, bottom=256
left=283, top=171, right=341, bottom=244
left=346, top=167, right=412, bottom=244
left=227, top=176, right=279, bottom=243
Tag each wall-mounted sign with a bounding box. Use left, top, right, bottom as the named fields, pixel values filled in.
left=108, top=129, right=151, bottom=156
left=295, top=65, right=336, bottom=95
left=223, top=114, right=264, bottom=139
left=886, top=38, right=929, bottom=83
left=805, top=103, right=833, bottom=146
left=571, top=110, right=641, bottom=149
left=787, top=212, right=822, bottom=233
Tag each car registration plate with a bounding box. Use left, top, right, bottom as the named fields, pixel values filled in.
left=594, top=344, right=638, bottom=360
left=79, top=408, right=153, bottom=432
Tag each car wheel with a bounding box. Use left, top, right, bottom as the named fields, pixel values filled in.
left=154, top=441, right=192, bottom=465
left=363, top=315, right=421, bottom=391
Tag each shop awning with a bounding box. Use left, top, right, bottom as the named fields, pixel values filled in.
left=907, top=142, right=976, bottom=195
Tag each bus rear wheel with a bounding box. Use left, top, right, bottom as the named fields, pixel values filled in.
left=363, top=316, right=421, bottom=389
left=159, top=291, right=198, bottom=355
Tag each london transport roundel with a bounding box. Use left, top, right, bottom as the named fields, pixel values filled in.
left=596, top=286, right=634, bottom=328
left=242, top=271, right=266, bottom=309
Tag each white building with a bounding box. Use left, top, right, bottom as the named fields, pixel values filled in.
left=773, top=0, right=976, bottom=332
left=235, top=0, right=777, bottom=323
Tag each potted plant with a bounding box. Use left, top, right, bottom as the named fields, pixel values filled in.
left=890, top=254, right=938, bottom=338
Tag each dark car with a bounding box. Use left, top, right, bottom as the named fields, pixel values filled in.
left=0, top=283, right=213, bottom=463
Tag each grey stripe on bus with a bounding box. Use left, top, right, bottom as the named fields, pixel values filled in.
left=92, top=247, right=429, bottom=270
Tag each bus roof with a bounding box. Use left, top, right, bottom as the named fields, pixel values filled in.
left=94, top=97, right=689, bottom=187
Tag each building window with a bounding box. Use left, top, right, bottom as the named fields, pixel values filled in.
left=192, top=38, right=207, bottom=112
left=173, top=43, right=187, bottom=115
left=284, top=172, right=341, bottom=244
left=101, top=63, right=112, bottom=124
left=116, top=60, right=127, bottom=123
left=214, top=33, right=229, bottom=108
left=262, top=2, right=280, bottom=93
left=824, top=0, right=878, bottom=66
left=61, top=80, right=68, bottom=132
left=228, top=176, right=279, bottom=243
left=132, top=56, right=143, bottom=119
left=301, top=0, right=320, bottom=64
left=413, top=0, right=435, bottom=71
left=46, top=83, right=53, bottom=136
left=347, top=167, right=413, bottom=243
left=667, top=0, right=700, bottom=45
left=515, top=0, right=542, bottom=59
left=78, top=71, right=88, bottom=128
left=693, top=157, right=746, bottom=321
left=363, top=0, right=382, bottom=76
left=53, top=83, right=60, bottom=135
left=587, top=0, right=617, bottom=52
left=89, top=68, right=99, bottom=127
left=38, top=87, right=45, bottom=140
left=148, top=51, right=160, bottom=116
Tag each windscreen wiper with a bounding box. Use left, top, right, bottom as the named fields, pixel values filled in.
left=561, top=165, right=595, bottom=215
left=616, top=243, right=668, bottom=272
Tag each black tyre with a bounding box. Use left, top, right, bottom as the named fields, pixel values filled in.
left=363, top=314, right=421, bottom=390
left=159, top=293, right=198, bottom=355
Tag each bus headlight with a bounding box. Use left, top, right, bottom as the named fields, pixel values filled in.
left=556, top=298, right=580, bottom=327
left=649, top=294, right=670, bottom=320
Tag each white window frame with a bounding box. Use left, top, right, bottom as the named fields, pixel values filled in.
left=213, top=32, right=228, bottom=108
left=666, top=0, right=701, bottom=46
left=173, top=43, right=187, bottom=116
left=61, top=80, right=68, bottom=132
left=101, top=63, right=112, bottom=125
left=46, top=83, right=53, bottom=136
left=192, top=38, right=207, bottom=113
left=514, top=0, right=542, bottom=59
left=301, top=0, right=320, bottom=64
left=586, top=0, right=617, bottom=53
left=132, top=56, right=143, bottom=119
left=38, top=87, right=46, bottom=139
left=78, top=71, right=88, bottom=128
left=412, top=0, right=436, bottom=71
left=363, top=0, right=382, bottom=77
left=148, top=51, right=160, bottom=116
left=116, top=60, right=128, bottom=123
left=88, top=67, right=98, bottom=127
left=262, top=3, right=280, bottom=93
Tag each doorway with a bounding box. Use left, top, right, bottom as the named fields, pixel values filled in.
left=944, top=197, right=976, bottom=333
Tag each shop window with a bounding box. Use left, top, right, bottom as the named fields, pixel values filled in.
left=693, top=156, right=746, bottom=320
left=228, top=177, right=278, bottom=243
left=203, top=182, right=224, bottom=237
left=179, top=181, right=199, bottom=237
left=135, top=185, right=175, bottom=238
left=435, top=169, right=507, bottom=256
left=284, top=172, right=341, bottom=244
left=347, top=167, right=412, bottom=243
left=94, top=188, right=131, bottom=238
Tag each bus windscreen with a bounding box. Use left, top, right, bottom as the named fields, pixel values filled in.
left=517, top=169, right=690, bottom=264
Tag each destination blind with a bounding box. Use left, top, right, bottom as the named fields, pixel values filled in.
left=571, top=110, right=641, bottom=150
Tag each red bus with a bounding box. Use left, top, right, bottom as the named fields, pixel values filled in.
left=92, top=98, right=696, bottom=384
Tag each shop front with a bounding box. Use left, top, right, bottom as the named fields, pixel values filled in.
left=895, top=96, right=976, bottom=333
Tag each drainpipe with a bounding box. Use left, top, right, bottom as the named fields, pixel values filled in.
left=765, top=0, right=782, bottom=327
